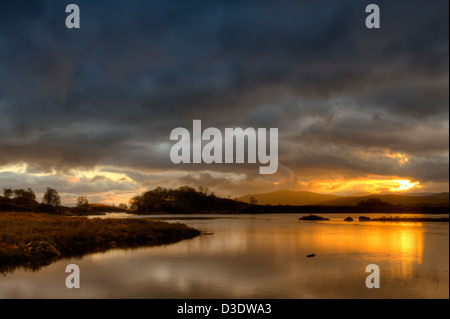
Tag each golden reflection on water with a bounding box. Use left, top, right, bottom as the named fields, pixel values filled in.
left=299, top=222, right=425, bottom=280
left=164, top=218, right=427, bottom=282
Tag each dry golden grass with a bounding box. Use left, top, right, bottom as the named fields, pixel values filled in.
left=0, top=212, right=200, bottom=271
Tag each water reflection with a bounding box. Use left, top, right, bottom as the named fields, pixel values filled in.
left=0, top=214, right=448, bottom=299
left=298, top=222, right=425, bottom=279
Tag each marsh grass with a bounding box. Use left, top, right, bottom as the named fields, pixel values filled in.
left=0, top=212, right=200, bottom=272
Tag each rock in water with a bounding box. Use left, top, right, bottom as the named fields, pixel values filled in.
left=307, top=254, right=315, bottom=258
left=299, top=215, right=330, bottom=221
left=344, top=217, right=354, bottom=222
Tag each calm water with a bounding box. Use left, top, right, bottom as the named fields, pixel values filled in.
left=0, top=213, right=448, bottom=299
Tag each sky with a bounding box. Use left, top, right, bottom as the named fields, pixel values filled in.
left=0, top=0, right=448, bottom=205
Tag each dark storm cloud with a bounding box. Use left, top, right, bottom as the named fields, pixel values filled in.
left=0, top=0, right=448, bottom=192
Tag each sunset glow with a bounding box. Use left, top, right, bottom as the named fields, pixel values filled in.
left=299, top=178, right=422, bottom=195
left=393, top=180, right=421, bottom=192
left=0, top=161, right=426, bottom=204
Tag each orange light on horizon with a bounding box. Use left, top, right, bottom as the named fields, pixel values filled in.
left=299, top=178, right=422, bottom=194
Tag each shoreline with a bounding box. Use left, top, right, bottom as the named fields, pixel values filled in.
left=369, top=216, right=449, bottom=222
left=0, top=212, right=201, bottom=273
left=129, top=205, right=449, bottom=215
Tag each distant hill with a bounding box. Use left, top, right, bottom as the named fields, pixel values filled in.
left=238, top=190, right=449, bottom=207
left=319, top=193, right=449, bottom=206
left=237, top=190, right=343, bottom=206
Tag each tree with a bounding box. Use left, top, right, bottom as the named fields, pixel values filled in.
left=129, top=196, right=143, bottom=210
left=249, top=196, right=257, bottom=205
left=118, top=203, right=128, bottom=210
left=76, top=196, right=89, bottom=208
left=43, top=187, right=61, bottom=207
left=3, top=188, right=12, bottom=198
left=13, top=188, right=36, bottom=200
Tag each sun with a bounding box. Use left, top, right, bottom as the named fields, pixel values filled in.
left=392, top=180, right=421, bottom=192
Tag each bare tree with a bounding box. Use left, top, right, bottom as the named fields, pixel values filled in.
left=43, top=187, right=61, bottom=207
left=76, top=196, right=89, bottom=208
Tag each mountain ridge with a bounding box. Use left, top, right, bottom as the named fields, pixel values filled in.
left=237, top=190, right=449, bottom=206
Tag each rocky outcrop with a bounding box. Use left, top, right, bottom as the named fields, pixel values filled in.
left=22, top=241, right=60, bottom=259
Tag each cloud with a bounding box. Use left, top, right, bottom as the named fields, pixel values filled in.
left=0, top=0, right=448, bottom=200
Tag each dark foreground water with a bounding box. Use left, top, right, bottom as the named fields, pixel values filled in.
left=0, top=213, right=448, bottom=299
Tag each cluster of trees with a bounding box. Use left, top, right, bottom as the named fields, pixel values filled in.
left=1, top=184, right=248, bottom=214
left=2, top=187, right=98, bottom=209
left=2, top=187, right=92, bottom=208
left=2, top=184, right=248, bottom=214
left=3, top=188, right=36, bottom=201
left=129, top=186, right=244, bottom=214
left=3, top=187, right=61, bottom=206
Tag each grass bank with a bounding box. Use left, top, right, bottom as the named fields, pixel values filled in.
left=0, top=212, right=201, bottom=272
